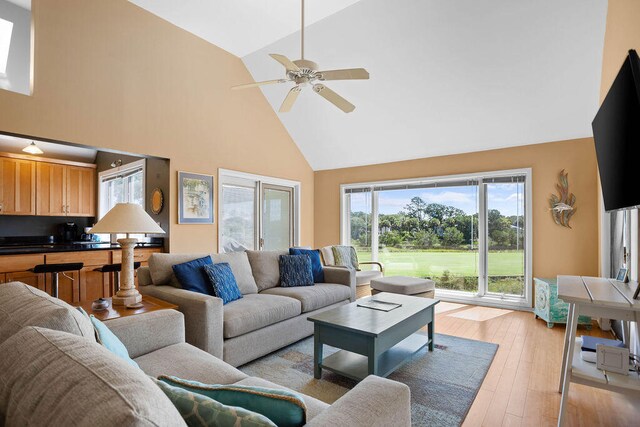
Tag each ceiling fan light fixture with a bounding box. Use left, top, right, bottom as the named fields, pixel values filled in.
left=22, top=141, right=43, bottom=155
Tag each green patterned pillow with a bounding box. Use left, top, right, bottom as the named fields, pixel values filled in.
left=332, top=245, right=359, bottom=270
left=159, top=376, right=307, bottom=427
left=154, top=379, right=276, bottom=427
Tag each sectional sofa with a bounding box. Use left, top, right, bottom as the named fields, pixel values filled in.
left=0, top=281, right=411, bottom=426
left=138, top=250, right=356, bottom=367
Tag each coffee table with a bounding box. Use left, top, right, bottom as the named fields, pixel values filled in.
left=308, top=292, right=438, bottom=381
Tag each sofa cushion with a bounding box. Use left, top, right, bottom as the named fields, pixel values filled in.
left=289, top=248, right=324, bottom=283
left=204, top=263, right=243, bottom=304
left=0, top=282, right=95, bottom=346
left=246, top=250, right=288, bottom=291
left=172, top=255, right=214, bottom=294
left=234, top=377, right=329, bottom=422
left=279, top=255, right=314, bottom=287
left=0, top=326, right=184, bottom=426
left=356, top=270, right=383, bottom=286
left=212, top=252, right=259, bottom=295
left=135, top=342, right=248, bottom=384
left=260, top=284, right=351, bottom=313
left=155, top=379, right=276, bottom=427
left=148, top=253, right=209, bottom=286
left=332, top=246, right=359, bottom=270
left=223, top=294, right=301, bottom=339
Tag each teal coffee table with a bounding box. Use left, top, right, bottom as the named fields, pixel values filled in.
left=308, top=292, right=438, bottom=381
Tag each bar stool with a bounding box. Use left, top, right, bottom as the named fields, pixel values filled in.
left=30, top=263, right=84, bottom=298
left=94, top=262, right=141, bottom=294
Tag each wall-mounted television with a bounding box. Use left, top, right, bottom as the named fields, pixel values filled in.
left=592, top=49, right=640, bottom=212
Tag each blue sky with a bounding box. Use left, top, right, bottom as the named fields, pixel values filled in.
left=351, top=184, right=525, bottom=217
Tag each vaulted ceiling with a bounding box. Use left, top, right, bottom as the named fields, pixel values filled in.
left=130, top=0, right=608, bottom=171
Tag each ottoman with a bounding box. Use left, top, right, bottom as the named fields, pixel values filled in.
left=370, top=276, right=436, bottom=298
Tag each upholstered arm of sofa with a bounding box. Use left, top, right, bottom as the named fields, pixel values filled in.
left=323, top=266, right=356, bottom=301
left=138, top=282, right=224, bottom=359
left=106, top=309, right=185, bottom=359
left=305, top=375, right=411, bottom=427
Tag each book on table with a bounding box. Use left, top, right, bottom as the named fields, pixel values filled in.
left=580, top=335, right=624, bottom=352
left=357, top=299, right=402, bottom=312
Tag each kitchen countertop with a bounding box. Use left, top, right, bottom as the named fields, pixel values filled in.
left=0, top=242, right=163, bottom=256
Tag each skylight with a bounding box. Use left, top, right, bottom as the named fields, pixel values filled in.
left=0, top=17, right=13, bottom=75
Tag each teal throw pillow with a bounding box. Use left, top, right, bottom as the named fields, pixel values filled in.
left=89, top=315, right=139, bottom=369
left=159, top=376, right=306, bottom=427
left=154, top=379, right=276, bottom=427
left=203, top=263, right=243, bottom=304
left=279, top=255, right=314, bottom=287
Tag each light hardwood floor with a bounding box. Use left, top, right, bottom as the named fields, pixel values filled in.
left=356, top=285, right=640, bottom=426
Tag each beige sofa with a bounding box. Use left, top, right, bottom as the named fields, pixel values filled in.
left=0, top=281, right=411, bottom=426
left=138, top=250, right=356, bottom=367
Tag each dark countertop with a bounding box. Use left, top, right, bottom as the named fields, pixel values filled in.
left=0, top=242, right=163, bottom=256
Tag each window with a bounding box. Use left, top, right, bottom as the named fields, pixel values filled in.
left=98, top=159, right=145, bottom=240
left=0, top=17, right=12, bottom=75
left=219, top=169, right=300, bottom=253
left=341, top=169, right=532, bottom=308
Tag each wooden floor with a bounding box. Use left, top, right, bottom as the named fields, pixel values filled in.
left=357, top=285, right=640, bottom=426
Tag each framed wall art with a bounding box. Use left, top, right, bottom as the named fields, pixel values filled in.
left=178, top=171, right=214, bottom=224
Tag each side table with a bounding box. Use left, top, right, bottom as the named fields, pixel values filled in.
left=76, top=295, right=177, bottom=321
left=534, top=278, right=592, bottom=328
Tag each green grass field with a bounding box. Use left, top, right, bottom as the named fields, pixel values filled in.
left=357, top=249, right=525, bottom=295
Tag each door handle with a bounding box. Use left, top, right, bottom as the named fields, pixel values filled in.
left=259, top=238, right=264, bottom=249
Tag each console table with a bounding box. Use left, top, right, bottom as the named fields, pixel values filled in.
left=557, top=276, right=640, bottom=426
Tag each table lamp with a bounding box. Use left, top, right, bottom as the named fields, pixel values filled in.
left=90, top=203, right=164, bottom=306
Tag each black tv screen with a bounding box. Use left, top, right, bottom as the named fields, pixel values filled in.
left=592, top=49, right=640, bottom=212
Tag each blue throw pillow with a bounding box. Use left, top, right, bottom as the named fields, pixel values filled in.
left=172, top=256, right=214, bottom=295
left=289, top=248, right=324, bottom=283
left=203, top=263, right=243, bottom=304
left=159, top=376, right=306, bottom=427
left=89, top=315, right=139, bottom=369
left=279, top=255, right=314, bottom=287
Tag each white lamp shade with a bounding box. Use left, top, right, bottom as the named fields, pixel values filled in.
left=90, top=203, right=165, bottom=234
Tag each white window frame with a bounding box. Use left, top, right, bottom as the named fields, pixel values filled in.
left=340, top=168, right=533, bottom=310
left=97, top=159, right=146, bottom=242
left=218, top=168, right=301, bottom=253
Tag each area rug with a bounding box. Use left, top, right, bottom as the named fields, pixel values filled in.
left=239, top=333, right=498, bottom=426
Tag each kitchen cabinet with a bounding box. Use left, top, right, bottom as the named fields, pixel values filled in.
left=36, top=161, right=95, bottom=217
left=0, top=157, right=36, bottom=215
left=0, top=247, right=161, bottom=305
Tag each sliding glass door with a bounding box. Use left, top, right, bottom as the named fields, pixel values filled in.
left=342, top=169, right=531, bottom=307
left=219, top=171, right=299, bottom=253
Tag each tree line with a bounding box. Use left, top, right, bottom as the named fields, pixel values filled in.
left=351, top=196, right=524, bottom=250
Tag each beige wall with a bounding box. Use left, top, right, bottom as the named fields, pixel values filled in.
left=314, top=138, right=599, bottom=279
left=0, top=0, right=314, bottom=253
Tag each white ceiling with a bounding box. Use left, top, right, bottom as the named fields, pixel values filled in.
left=4, top=0, right=30, bottom=11
left=128, top=0, right=362, bottom=57
left=130, top=0, right=608, bottom=171
left=242, top=0, right=608, bottom=170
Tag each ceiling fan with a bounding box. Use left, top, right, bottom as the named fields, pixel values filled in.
left=232, top=0, right=369, bottom=113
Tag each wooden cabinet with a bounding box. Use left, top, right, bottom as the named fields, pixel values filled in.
left=36, top=162, right=95, bottom=217
left=0, top=247, right=161, bottom=305
left=533, top=278, right=592, bottom=328
left=0, top=157, right=36, bottom=215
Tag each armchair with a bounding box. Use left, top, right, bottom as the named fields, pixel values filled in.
left=320, top=245, right=384, bottom=286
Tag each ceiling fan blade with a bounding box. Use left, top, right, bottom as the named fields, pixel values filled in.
left=313, top=84, right=355, bottom=113
left=279, top=86, right=302, bottom=112
left=269, top=54, right=301, bottom=72
left=232, top=79, right=289, bottom=90
left=318, top=68, right=369, bottom=81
